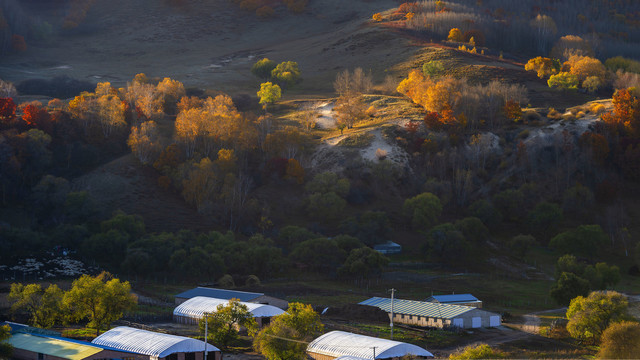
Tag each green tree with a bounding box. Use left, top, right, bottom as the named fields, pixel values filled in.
left=63, top=272, right=137, bottom=336
left=597, top=321, right=640, bottom=359
left=566, top=291, right=629, bottom=344
left=338, top=247, right=389, bottom=279
left=454, top=217, right=489, bottom=245
left=493, top=189, right=525, bottom=222
left=467, top=199, right=502, bottom=228
left=290, top=238, right=346, bottom=273
left=254, top=303, right=323, bottom=360
left=8, top=283, right=63, bottom=328
left=548, top=72, right=579, bottom=90
left=549, top=225, right=608, bottom=259
left=276, top=226, right=319, bottom=252
left=555, top=254, right=584, bottom=278
left=257, top=82, right=281, bottom=112
left=305, top=172, right=350, bottom=197
left=507, top=234, right=538, bottom=259
left=526, top=201, right=563, bottom=238
left=583, top=263, right=621, bottom=290
left=251, top=58, right=277, bottom=79
left=271, top=61, right=301, bottom=88
left=306, top=192, right=346, bottom=222
left=403, top=192, right=442, bottom=231
left=449, top=343, right=504, bottom=359
left=425, top=223, right=471, bottom=264
left=199, top=299, right=258, bottom=349
left=423, top=60, right=445, bottom=78
left=550, top=272, right=590, bottom=306
left=0, top=324, right=12, bottom=360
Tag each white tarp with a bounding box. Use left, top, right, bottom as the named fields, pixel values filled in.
left=173, top=296, right=285, bottom=319
left=92, top=326, right=218, bottom=360
left=307, top=331, right=433, bottom=359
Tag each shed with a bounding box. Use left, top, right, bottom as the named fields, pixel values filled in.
left=173, top=296, right=285, bottom=326
left=306, top=331, right=433, bottom=360
left=8, top=332, right=140, bottom=360
left=174, top=287, right=288, bottom=309
left=373, top=241, right=402, bottom=255
left=92, top=326, right=221, bottom=360
left=425, top=294, right=482, bottom=308
left=359, top=297, right=501, bottom=329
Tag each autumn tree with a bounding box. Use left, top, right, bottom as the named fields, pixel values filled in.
left=0, top=98, right=17, bottom=123
left=333, top=68, right=373, bottom=96
left=334, top=93, right=368, bottom=129
left=597, top=321, right=640, bottom=359
left=253, top=303, right=323, bottom=360
left=550, top=35, right=594, bottom=61
left=565, top=55, right=606, bottom=84
left=257, top=82, right=281, bottom=112
left=285, top=158, right=305, bottom=184
left=63, top=272, right=137, bottom=336
left=524, top=57, right=561, bottom=79
left=0, top=324, right=11, bottom=359
left=566, top=291, right=628, bottom=344
left=447, top=28, right=463, bottom=42
left=530, top=14, right=557, bottom=53
left=601, top=88, right=639, bottom=136
left=128, top=121, right=162, bottom=164
left=8, top=283, right=63, bottom=328
left=200, top=299, right=257, bottom=349
left=156, top=77, right=186, bottom=114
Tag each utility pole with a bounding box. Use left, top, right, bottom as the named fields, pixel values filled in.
left=204, top=312, right=210, bottom=360
left=371, top=346, right=378, bottom=360
left=389, top=288, right=396, bottom=340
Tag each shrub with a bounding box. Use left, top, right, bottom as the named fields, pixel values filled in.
left=547, top=108, right=562, bottom=120
left=589, top=103, right=606, bottom=114
left=375, top=148, right=388, bottom=160
left=372, top=13, right=382, bottom=22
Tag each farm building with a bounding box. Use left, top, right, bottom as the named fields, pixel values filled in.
left=91, top=326, right=221, bottom=360
left=373, top=241, right=402, bottom=255
left=174, top=287, right=288, bottom=309
left=425, top=294, right=482, bottom=308
left=359, top=297, right=500, bottom=329
left=173, top=296, right=285, bottom=326
left=7, top=332, right=141, bottom=360
left=306, top=331, right=433, bottom=360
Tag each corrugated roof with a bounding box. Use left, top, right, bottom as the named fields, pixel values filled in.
left=174, top=296, right=285, bottom=319
left=307, top=331, right=433, bottom=359
left=175, top=287, right=263, bottom=301
left=9, top=333, right=102, bottom=360
left=426, top=294, right=480, bottom=303
left=1, top=321, right=61, bottom=336
left=359, top=297, right=474, bottom=319
left=92, top=326, right=218, bottom=359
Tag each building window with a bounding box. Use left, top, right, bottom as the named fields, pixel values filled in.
left=185, top=353, right=196, bottom=360
left=38, top=353, right=44, bottom=360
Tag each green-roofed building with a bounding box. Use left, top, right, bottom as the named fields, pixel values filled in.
left=8, top=333, right=140, bottom=360
left=359, top=297, right=501, bottom=329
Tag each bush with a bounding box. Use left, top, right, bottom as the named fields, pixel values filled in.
left=375, top=148, right=387, bottom=160
left=218, top=274, right=235, bottom=288
left=449, top=344, right=504, bottom=359
left=547, top=108, right=562, bottom=120
left=251, top=58, right=277, bottom=79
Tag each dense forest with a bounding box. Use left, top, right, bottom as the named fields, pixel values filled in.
left=1, top=0, right=640, bottom=358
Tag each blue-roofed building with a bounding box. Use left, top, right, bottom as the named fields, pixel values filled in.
left=174, top=287, right=288, bottom=309
left=359, top=297, right=500, bottom=329
left=373, top=241, right=402, bottom=255
left=425, top=294, right=482, bottom=308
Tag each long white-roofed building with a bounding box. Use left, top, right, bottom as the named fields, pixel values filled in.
left=91, top=326, right=220, bottom=360
left=173, top=296, right=285, bottom=326
left=306, top=331, right=433, bottom=360
left=359, top=297, right=501, bottom=329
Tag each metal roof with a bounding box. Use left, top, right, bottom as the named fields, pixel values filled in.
left=173, top=296, right=285, bottom=319
left=426, top=294, right=480, bottom=303
left=1, top=321, right=60, bottom=336
left=359, top=297, right=474, bottom=319
left=9, top=333, right=102, bottom=360
left=175, top=287, right=263, bottom=301
left=92, top=326, right=219, bottom=359
left=307, top=331, right=433, bottom=359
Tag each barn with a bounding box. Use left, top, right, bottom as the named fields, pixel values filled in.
left=173, top=296, right=285, bottom=326
left=174, top=287, right=288, bottom=309
left=425, top=294, right=483, bottom=308
left=91, top=326, right=221, bottom=360
left=306, top=331, right=433, bottom=360
left=359, top=297, right=501, bottom=329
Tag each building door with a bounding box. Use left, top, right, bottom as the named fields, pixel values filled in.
left=453, top=318, right=463, bottom=328
left=490, top=316, right=500, bottom=327
left=472, top=317, right=481, bottom=328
